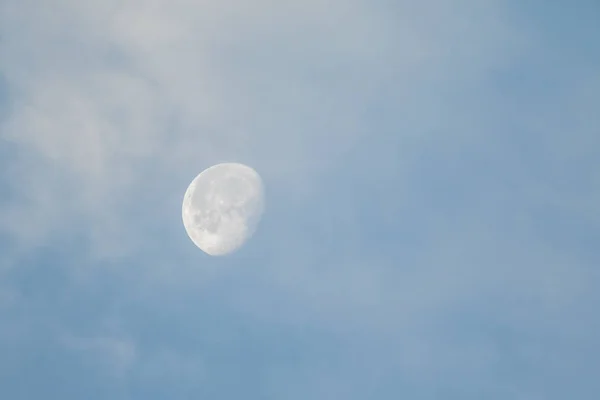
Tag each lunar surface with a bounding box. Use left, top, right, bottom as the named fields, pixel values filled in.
left=182, top=162, right=265, bottom=256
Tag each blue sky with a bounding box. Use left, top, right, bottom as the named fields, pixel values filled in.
left=0, top=0, right=599, bottom=398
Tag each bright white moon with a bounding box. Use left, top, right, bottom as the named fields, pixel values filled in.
left=182, top=162, right=265, bottom=256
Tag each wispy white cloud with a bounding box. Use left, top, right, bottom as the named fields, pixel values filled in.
left=60, top=332, right=137, bottom=377
left=0, top=0, right=524, bottom=257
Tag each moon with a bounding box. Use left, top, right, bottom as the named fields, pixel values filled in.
left=182, top=162, right=265, bottom=256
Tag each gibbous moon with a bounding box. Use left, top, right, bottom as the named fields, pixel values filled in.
left=182, top=162, right=265, bottom=256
